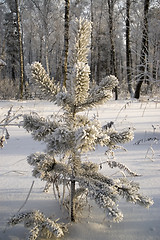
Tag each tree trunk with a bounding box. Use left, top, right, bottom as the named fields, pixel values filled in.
left=28, top=35, right=33, bottom=64
left=39, top=35, right=43, bottom=63
left=134, top=0, right=150, bottom=99
left=126, top=0, right=134, bottom=98
left=15, top=0, right=24, bottom=99
left=70, top=109, right=77, bottom=222
left=107, top=0, right=118, bottom=100
left=62, top=0, right=70, bottom=88
left=90, top=0, right=94, bottom=82
left=43, top=0, right=50, bottom=75
left=96, top=0, right=104, bottom=84
left=70, top=178, right=75, bottom=222
left=44, top=27, right=50, bottom=75
left=152, top=39, right=159, bottom=82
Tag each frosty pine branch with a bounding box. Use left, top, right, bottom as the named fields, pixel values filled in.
left=29, top=62, right=60, bottom=102
left=9, top=18, right=153, bottom=239
left=8, top=210, right=66, bottom=240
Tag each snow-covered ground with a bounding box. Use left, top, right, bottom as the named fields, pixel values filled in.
left=0, top=99, right=160, bottom=240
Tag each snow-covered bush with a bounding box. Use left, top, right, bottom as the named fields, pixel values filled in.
left=8, top=18, right=153, bottom=239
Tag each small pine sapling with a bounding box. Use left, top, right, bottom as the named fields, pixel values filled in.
left=8, top=18, right=153, bottom=239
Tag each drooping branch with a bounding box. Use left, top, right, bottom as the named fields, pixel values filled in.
left=23, top=112, right=60, bottom=141
left=8, top=210, right=66, bottom=239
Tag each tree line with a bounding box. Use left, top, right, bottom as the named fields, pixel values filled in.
left=0, top=0, right=159, bottom=99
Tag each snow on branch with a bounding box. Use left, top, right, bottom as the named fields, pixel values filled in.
left=73, top=61, right=90, bottom=105
left=77, top=173, right=153, bottom=222
left=88, top=75, right=118, bottom=99
left=28, top=62, right=60, bottom=102
left=77, top=176, right=123, bottom=222
left=107, top=128, right=134, bottom=146
left=27, top=152, right=72, bottom=181
left=67, top=19, right=91, bottom=107
left=56, top=91, right=73, bottom=110
left=75, top=18, right=91, bottom=63
left=75, top=117, right=103, bottom=152
left=8, top=210, right=66, bottom=239
left=106, top=160, right=141, bottom=177
left=76, top=75, right=118, bottom=112
left=46, top=125, right=74, bottom=154
left=23, top=112, right=60, bottom=141
left=78, top=162, right=153, bottom=217
left=116, top=178, right=154, bottom=208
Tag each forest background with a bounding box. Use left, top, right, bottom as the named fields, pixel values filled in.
left=0, top=0, right=160, bottom=101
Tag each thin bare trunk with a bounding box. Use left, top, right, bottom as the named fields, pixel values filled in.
left=15, top=0, right=24, bottom=99
left=90, top=0, right=93, bottom=82
left=70, top=178, right=75, bottom=222
left=107, top=0, right=118, bottom=100
left=62, top=0, right=70, bottom=88
left=39, top=35, right=43, bottom=63
left=44, top=28, right=50, bottom=74
left=134, top=0, right=150, bottom=99
left=44, top=0, right=50, bottom=74
left=126, top=0, right=134, bottom=97
left=96, top=0, right=104, bottom=84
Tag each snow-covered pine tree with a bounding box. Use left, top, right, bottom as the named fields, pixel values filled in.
left=8, top=18, right=153, bottom=239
